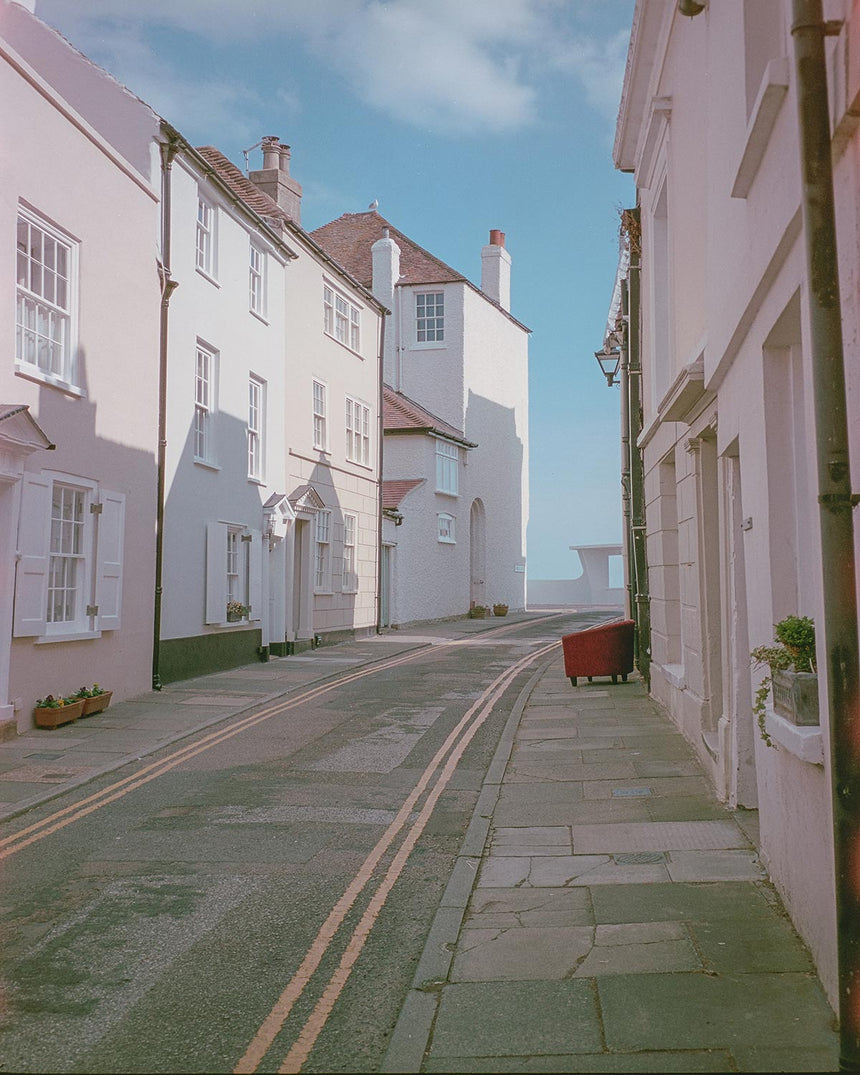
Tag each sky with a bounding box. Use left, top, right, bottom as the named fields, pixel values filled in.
left=35, top=0, right=636, bottom=581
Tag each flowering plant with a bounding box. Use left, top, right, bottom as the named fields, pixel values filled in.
left=35, top=694, right=77, bottom=709
left=226, top=601, right=249, bottom=618
left=73, top=684, right=106, bottom=699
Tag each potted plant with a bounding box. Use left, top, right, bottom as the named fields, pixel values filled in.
left=33, top=694, right=85, bottom=730
left=492, top=602, right=509, bottom=617
left=73, top=684, right=113, bottom=716
left=469, top=605, right=489, bottom=619
left=751, top=614, right=818, bottom=744
left=226, top=601, right=249, bottom=622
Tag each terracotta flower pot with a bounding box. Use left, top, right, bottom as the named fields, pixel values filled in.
left=80, top=691, right=112, bottom=716
left=34, top=699, right=85, bottom=729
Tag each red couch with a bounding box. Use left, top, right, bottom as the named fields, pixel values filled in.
left=562, top=620, right=635, bottom=687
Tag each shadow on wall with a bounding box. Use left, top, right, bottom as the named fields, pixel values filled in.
left=464, top=390, right=525, bottom=609
left=528, top=545, right=625, bottom=607
left=11, top=346, right=158, bottom=717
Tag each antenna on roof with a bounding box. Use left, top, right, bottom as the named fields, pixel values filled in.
left=242, top=140, right=264, bottom=175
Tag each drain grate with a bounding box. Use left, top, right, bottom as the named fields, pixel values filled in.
left=611, top=787, right=653, bottom=798
left=613, top=851, right=665, bottom=865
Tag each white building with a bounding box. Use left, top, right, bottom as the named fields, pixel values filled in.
left=312, top=213, right=530, bottom=624
left=157, top=140, right=385, bottom=680
left=1, top=0, right=161, bottom=730
left=613, top=0, right=860, bottom=1003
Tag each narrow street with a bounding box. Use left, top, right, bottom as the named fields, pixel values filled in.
left=0, top=612, right=599, bottom=1074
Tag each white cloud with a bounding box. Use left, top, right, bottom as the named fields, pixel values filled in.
left=35, top=0, right=627, bottom=136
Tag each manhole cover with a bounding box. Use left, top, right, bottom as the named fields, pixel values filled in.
left=1, top=765, right=91, bottom=783
left=611, top=787, right=653, bottom=798
left=614, top=851, right=665, bottom=865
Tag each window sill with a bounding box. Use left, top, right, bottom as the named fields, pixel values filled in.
left=249, top=308, right=269, bottom=326
left=436, top=489, right=459, bottom=499
left=346, top=460, right=374, bottom=471
left=764, top=708, right=824, bottom=766
left=413, top=342, right=447, bottom=350
left=35, top=630, right=102, bottom=644
left=437, top=538, right=456, bottom=545
left=195, top=266, right=221, bottom=287
left=314, top=590, right=334, bottom=597
left=323, top=331, right=362, bottom=359
left=15, top=362, right=85, bottom=398
left=248, top=476, right=266, bottom=486
left=194, top=458, right=220, bottom=471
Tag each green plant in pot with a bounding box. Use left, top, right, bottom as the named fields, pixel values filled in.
left=750, top=615, right=817, bottom=745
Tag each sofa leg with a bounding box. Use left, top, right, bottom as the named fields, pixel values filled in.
left=622, top=673, right=628, bottom=682
left=587, top=676, right=593, bottom=683
left=569, top=676, right=577, bottom=688
left=612, top=674, right=618, bottom=684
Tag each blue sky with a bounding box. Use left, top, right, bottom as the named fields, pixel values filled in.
left=36, top=0, right=635, bottom=580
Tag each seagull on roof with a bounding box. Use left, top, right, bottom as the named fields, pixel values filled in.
left=368, top=199, right=379, bottom=210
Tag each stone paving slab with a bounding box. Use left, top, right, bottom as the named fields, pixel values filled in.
left=428, top=981, right=604, bottom=1058
left=463, top=887, right=593, bottom=928
left=664, top=849, right=765, bottom=882
left=571, top=820, right=749, bottom=853
left=449, top=925, right=595, bottom=981
left=597, top=972, right=837, bottom=1053
left=423, top=1051, right=736, bottom=1073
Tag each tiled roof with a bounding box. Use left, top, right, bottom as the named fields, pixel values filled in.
left=382, top=479, right=424, bottom=510
left=196, top=145, right=288, bottom=226
left=383, top=386, right=476, bottom=447
left=311, top=211, right=466, bottom=289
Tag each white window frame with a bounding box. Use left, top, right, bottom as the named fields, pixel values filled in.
left=196, top=195, right=217, bottom=279
left=437, top=512, right=456, bottom=544
left=195, top=343, right=216, bottom=465
left=13, top=471, right=125, bottom=641
left=436, top=439, right=459, bottom=495
left=342, top=513, right=359, bottom=593
left=15, top=205, right=79, bottom=390
left=313, top=379, right=328, bottom=452
left=323, top=282, right=361, bottom=352
left=314, top=510, right=332, bottom=593
left=248, top=375, right=265, bottom=481
left=416, top=291, right=445, bottom=344
left=204, top=522, right=262, bottom=625
left=249, top=241, right=266, bottom=318
left=345, top=397, right=372, bottom=467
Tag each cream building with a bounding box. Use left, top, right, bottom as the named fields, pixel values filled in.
left=612, top=0, right=860, bottom=1003
left=313, top=213, right=530, bottom=625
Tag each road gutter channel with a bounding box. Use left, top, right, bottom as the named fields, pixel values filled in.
left=380, top=656, right=555, bottom=1074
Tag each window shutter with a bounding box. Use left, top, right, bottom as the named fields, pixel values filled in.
left=13, top=472, right=51, bottom=637
left=205, top=522, right=228, bottom=624
left=95, top=489, right=125, bottom=631
left=248, top=529, right=263, bottom=621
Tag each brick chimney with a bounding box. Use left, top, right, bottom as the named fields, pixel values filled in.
left=249, top=136, right=302, bottom=224
left=481, top=229, right=511, bottom=311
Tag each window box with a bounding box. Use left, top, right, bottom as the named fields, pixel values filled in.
left=772, top=669, right=819, bottom=726
left=80, top=690, right=112, bottom=716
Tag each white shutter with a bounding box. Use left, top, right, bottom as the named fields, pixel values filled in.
left=95, top=489, right=125, bottom=631
left=13, top=472, right=51, bottom=637
left=248, top=529, right=263, bottom=621
left=205, top=522, right=228, bottom=624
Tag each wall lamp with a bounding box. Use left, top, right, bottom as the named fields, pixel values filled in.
left=678, top=0, right=706, bottom=16
left=595, top=347, right=621, bottom=388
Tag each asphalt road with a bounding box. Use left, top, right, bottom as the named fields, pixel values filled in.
left=0, top=612, right=607, bottom=1074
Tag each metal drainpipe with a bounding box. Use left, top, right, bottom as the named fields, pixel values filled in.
left=152, top=136, right=179, bottom=691
left=791, top=3, right=860, bottom=1068
left=626, top=224, right=651, bottom=685
left=620, top=278, right=635, bottom=623
left=375, top=310, right=387, bottom=633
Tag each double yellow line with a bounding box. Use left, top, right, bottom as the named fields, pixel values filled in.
left=236, top=639, right=559, bottom=1074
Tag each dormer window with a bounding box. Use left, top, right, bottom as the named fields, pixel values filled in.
left=416, top=291, right=444, bottom=343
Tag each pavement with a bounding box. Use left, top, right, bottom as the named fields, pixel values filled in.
left=0, top=614, right=841, bottom=1071
left=382, top=654, right=840, bottom=1073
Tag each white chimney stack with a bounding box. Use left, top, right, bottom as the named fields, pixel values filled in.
left=481, top=229, right=511, bottom=311
left=371, top=227, right=401, bottom=384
